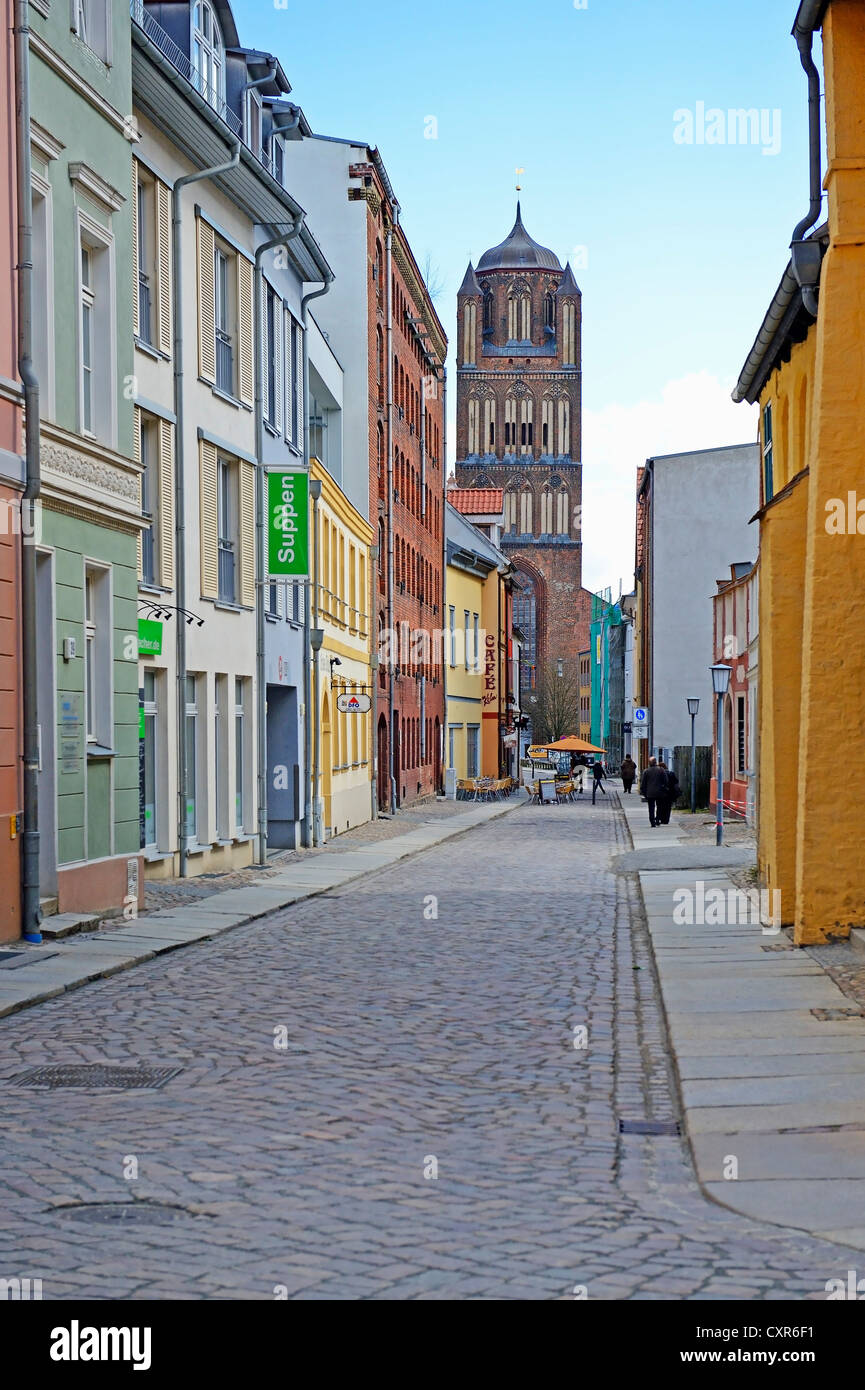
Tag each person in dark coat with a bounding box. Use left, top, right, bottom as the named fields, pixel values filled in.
left=639, top=757, right=669, bottom=827
left=620, top=755, right=637, bottom=794
left=591, top=758, right=606, bottom=805
left=657, top=762, right=681, bottom=825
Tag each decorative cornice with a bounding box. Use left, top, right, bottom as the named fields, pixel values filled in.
left=68, top=161, right=126, bottom=211
left=37, top=422, right=142, bottom=526
left=30, top=119, right=65, bottom=162
left=29, top=32, right=129, bottom=136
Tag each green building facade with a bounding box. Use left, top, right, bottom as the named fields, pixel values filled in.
left=29, top=0, right=143, bottom=914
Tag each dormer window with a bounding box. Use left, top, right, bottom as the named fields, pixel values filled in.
left=192, top=0, right=224, bottom=111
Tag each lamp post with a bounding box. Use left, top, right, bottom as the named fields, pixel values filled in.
left=710, top=665, right=731, bottom=846
left=686, top=697, right=700, bottom=814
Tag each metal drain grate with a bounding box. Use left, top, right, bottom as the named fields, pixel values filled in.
left=13, top=1064, right=182, bottom=1090
left=58, top=1202, right=195, bottom=1226
left=619, top=1118, right=681, bottom=1136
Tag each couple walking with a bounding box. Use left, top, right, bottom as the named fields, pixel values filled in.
left=639, top=757, right=681, bottom=827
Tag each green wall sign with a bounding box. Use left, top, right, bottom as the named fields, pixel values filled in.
left=267, top=470, right=309, bottom=578
left=138, top=619, right=163, bottom=656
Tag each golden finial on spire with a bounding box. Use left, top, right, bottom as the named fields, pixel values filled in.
left=515, top=166, right=524, bottom=192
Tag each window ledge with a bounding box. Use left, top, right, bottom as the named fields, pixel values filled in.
left=232, top=833, right=255, bottom=845
left=134, top=338, right=168, bottom=363
left=86, top=743, right=115, bottom=759
left=143, top=848, right=172, bottom=864
left=263, top=421, right=280, bottom=438
left=185, top=841, right=214, bottom=856
left=209, top=599, right=252, bottom=614
left=138, top=582, right=171, bottom=597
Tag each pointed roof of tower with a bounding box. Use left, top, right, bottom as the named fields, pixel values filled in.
left=556, top=261, right=581, bottom=296
left=457, top=261, right=482, bottom=297
left=476, top=202, right=562, bottom=273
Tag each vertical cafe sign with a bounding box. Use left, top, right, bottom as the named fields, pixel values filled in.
left=267, top=470, right=310, bottom=578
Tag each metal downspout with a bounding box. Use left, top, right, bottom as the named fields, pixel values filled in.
left=172, top=142, right=240, bottom=877
left=254, top=217, right=304, bottom=867
left=439, top=365, right=447, bottom=794
left=301, top=275, right=333, bottom=848
left=14, top=0, right=41, bottom=941
left=792, top=6, right=825, bottom=317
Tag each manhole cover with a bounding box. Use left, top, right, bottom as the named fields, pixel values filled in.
left=619, top=1118, right=681, bottom=1136
left=13, top=1064, right=182, bottom=1090
left=58, top=1202, right=194, bottom=1226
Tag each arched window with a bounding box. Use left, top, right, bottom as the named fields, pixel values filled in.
left=540, top=485, right=553, bottom=535
left=520, top=485, right=533, bottom=535
left=192, top=1, right=224, bottom=111
left=556, top=486, right=569, bottom=535
left=507, top=293, right=519, bottom=341
left=376, top=327, right=384, bottom=405
left=483, top=290, right=493, bottom=333
left=504, top=485, right=518, bottom=533
left=520, top=293, right=531, bottom=341
left=504, top=394, right=517, bottom=450
left=544, top=292, right=555, bottom=331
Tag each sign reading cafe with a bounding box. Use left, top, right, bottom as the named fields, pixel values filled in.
left=267, top=470, right=309, bottom=578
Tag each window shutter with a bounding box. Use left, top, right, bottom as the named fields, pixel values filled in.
left=132, top=161, right=140, bottom=340
left=259, top=276, right=267, bottom=422
left=197, top=217, right=216, bottom=384
left=133, top=405, right=142, bottom=579
left=239, top=458, right=256, bottom=607
left=275, top=297, right=283, bottom=433
left=158, top=418, right=174, bottom=588
left=199, top=439, right=219, bottom=598
left=155, top=180, right=172, bottom=357
left=237, top=254, right=254, bottom=406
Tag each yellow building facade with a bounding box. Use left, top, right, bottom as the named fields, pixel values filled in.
left=311, top=460, right=374, bottom=838
left=734, top=0, right=865, bottom=943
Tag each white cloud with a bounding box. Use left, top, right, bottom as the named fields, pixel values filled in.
left=581, top=372, right=758, bottom=595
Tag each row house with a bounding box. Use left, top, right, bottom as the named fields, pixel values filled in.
left=130, top=0, right=335, bottom=874
left=445, top=489, right=520, bottom=782
left=283, top=135, right=448, bottom=813
left=28, top=0, right=143, bottom=921
left=1, top=0, right=22, bottom=939
left=732, top=0, right=863, bottom=943
left=710, top=562, right=758, bottom=826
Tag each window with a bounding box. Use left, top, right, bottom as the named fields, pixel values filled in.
left=140, top=416, right=158, bottom=586
left=310, top=390, right=327, bottom=465
left=473, top=614, right=480, bottom=673
left=215, top=245, right=234, bottom=395
left=77, top=218, right=115, bottom=444
left=246, top=91, right=262, bottom=159
left=235, top=678, right=246, bottom=830
left=762, top=403, right=774, bottom=504
left=184, top=674, right=199, bottom=842
left=272, top=136, right=284, bottom=185
left=464, top=611, right=470, bottom=670
left=80, top=245, right=94, bottom=434
left=72, top=0, right=110, bottom=63
left=265, top=283, right=278, bottom=428
left=136, top=177, right=152, bottom=345
left=449, top=606, right=456, bottom=667
left=266, top=581, right=280, bottom=618
left=84, top=565, right=111, bottom=749
left=192, top=0, right=223, bottom=112
left=737, top=695, right=747, bottom=775
left=544, top=292, right=555, bottom=331
left=217, top=455, right=237, bottom=603
left=142, top=670, right=158, bottom=850
left=31, top=178, right=53, bottom=417
left=467, top=725, right=480, bottom=778
left=286, top=314, right=302, bottom=445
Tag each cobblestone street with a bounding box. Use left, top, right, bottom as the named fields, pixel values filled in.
left=0, top=795, right=857, bottom=1300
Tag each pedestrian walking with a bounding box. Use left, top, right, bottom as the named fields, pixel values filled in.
left=657, top=763, right=681, bottom=825
left=591, top=758, right=607, bottom=805
left=620, top=754, right=637, bottom=794
left=639, top=757, right=669, bottom=827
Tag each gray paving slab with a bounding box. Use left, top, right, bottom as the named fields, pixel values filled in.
left=670, top=1009, right=865, bottom=1041
left=614, top=847, right=754, bottom=872
left=704, top=1180, right=865, bottom=1231
left=682, top=1071, right=865, bottom=1109
left=660, top=976, right=846, bottom=1012
left=678, top=1049, right=865, bottom=1079
left=688, top=1100, right=865, bottom=1133
left=691, top=1130, right=865, bottom=1181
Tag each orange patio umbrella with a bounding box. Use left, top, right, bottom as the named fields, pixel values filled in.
left=529, top=735, right=606, bottom=756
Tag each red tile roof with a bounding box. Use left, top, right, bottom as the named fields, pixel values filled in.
left=447, top=487, right=504, bottom=516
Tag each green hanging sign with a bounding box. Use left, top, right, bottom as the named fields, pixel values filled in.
left=267, top=470, right=309, bottom=578
left=138, top=618, right=163, bottom=656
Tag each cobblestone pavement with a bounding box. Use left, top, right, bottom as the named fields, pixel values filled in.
left=0, top=794, right=857, bottom=1300
left=138, top=796, right=475, bottom=919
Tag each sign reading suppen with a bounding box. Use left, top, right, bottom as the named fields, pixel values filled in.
left=267, top=470, right=309, bottom=578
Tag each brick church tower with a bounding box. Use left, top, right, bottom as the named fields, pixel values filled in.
left=454, top=204, right=591, bottom=703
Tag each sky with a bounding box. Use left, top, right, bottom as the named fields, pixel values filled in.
left=237, top=0, right=822, bottom=593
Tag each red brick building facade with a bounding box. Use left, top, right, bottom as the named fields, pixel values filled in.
left=453, top=205, right=590, bottom=717
left=351, top=159, right=447, bottom=811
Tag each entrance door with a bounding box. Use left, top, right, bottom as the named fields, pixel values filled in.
left=36, top=551, right=57, bottom=896
left=377, top=714, right=389, bottom=812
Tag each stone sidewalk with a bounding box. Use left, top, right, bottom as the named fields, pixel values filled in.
left=0, top=794, right=524, bottom=1022
left=616, top=789, right=865, bottom=1250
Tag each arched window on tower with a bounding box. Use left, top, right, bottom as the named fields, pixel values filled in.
left=504, top=484, right=518, bottom=533
left=467, top=396, right=480, bottom=455
left=483, top=290, right=493, bottom=333
left=544, top=292, right=555, bottom=332
left=540, top=484, right=553, bottom=535
left=542, top=395, right=554, bottom=455
left=556, top=486, right=570, bottom=535
left=504, top=394, right=517, bottom=451
left=513, top=572, right=539, bottom=694
left=507, top=293, right=519, bottom=341
left=520, top=484, right=533, bottom=535
left=520, top=292, right=531, bottom=341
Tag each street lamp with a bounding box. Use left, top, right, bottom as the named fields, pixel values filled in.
left=710, top=665, right=731, bottom=846
left=686, top=697, right=700, bottom=814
